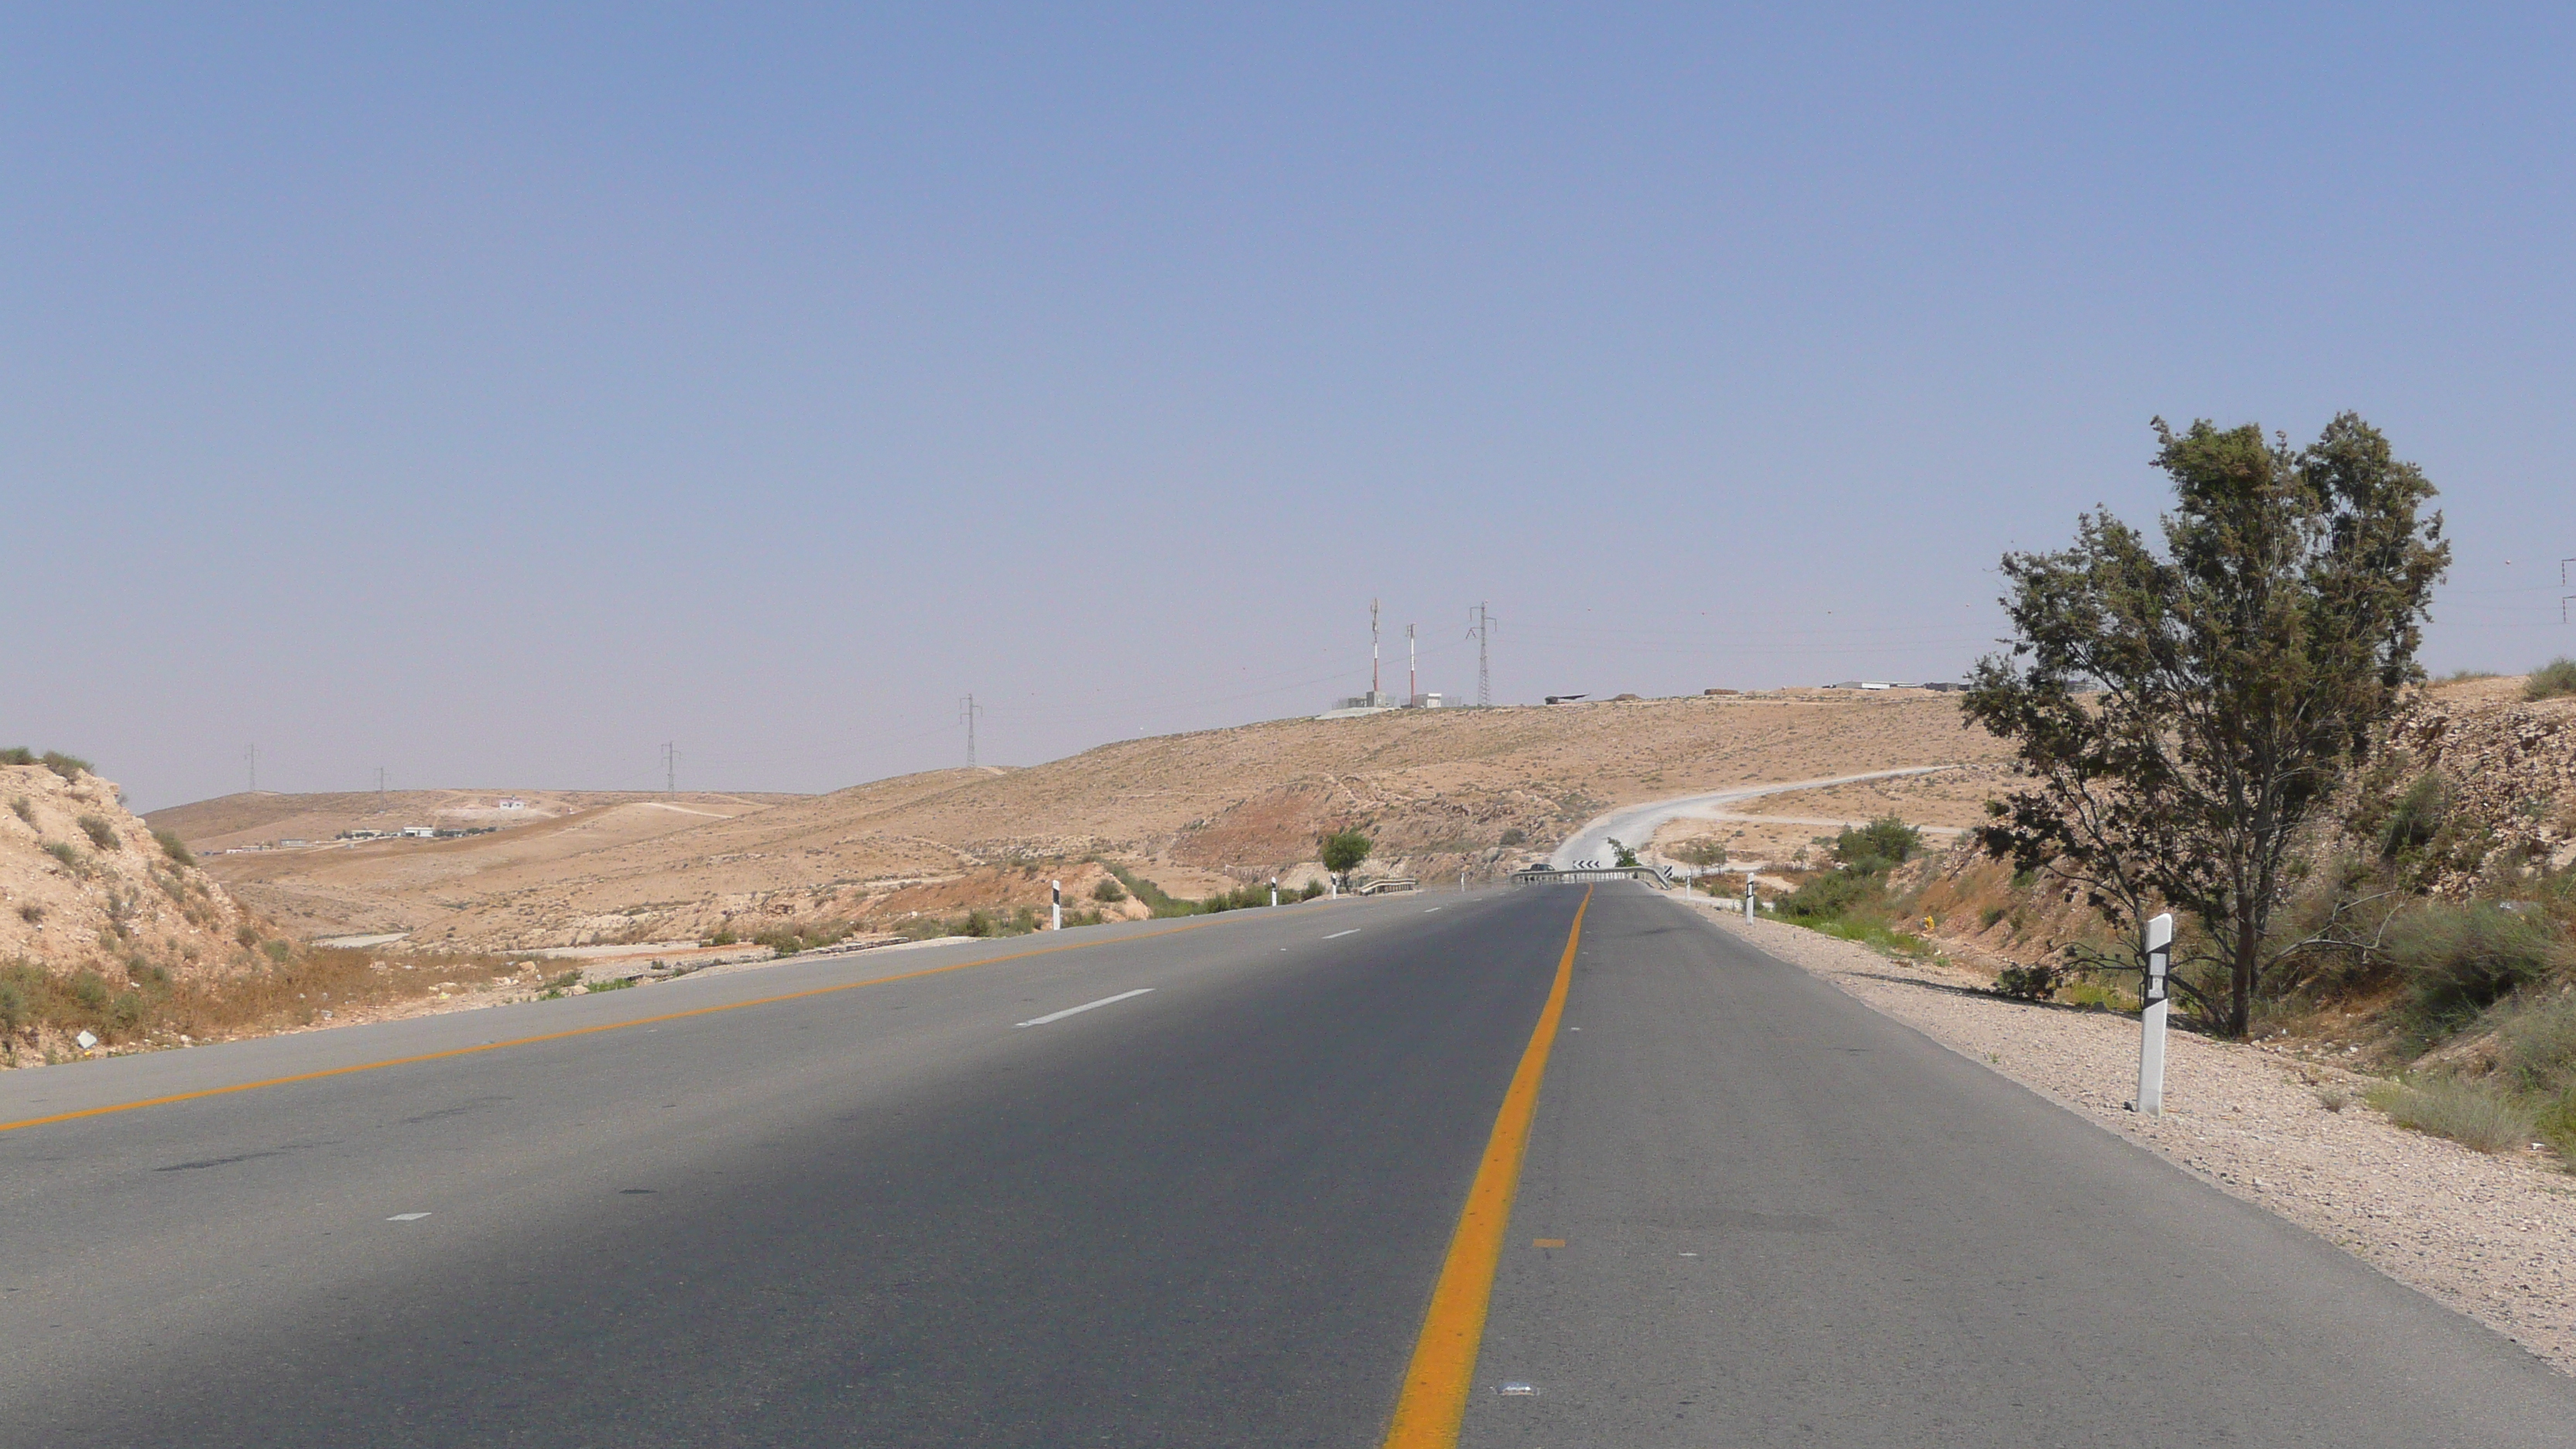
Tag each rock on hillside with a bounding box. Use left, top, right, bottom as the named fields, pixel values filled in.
left=2376, top=677, right=2576, bottom=882
left=1, top=757, right=262, bottom=978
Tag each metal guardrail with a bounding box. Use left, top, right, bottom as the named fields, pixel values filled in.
left=1352, top=878, right=1419, bottom=895
left=1508, top=865, right=1673, bottom=887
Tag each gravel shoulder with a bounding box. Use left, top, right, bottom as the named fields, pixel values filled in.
left=1681, top=895, right=2576, bottom=1375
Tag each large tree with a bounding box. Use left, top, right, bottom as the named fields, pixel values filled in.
left=1963, top=414, right=2448, bottom=1037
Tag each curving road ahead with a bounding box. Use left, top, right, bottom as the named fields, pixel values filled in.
left=1547, top=767, right=1955, bottom=869
left=2, top=886, right=2568, bottom=1445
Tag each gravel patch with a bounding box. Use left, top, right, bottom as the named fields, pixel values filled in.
left=1684, top=897, right=2576, bottom=1375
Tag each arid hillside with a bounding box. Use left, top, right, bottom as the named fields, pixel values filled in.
left=2, top=754, right=262, bottom=985
left=162, top=690, right=2009, bottom=952
left=151, top=787, right=805, bottom=855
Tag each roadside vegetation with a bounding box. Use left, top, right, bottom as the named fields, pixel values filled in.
left=1, top=945, right=528, bottom=1064
left=1753, top=416, right=2576, bottom=1165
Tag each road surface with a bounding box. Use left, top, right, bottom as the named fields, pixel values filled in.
left=3, top=886, right=2568, bottom=1445
left=1547, top=768, right=1953, bottom=869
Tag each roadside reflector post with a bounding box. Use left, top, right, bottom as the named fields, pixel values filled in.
left=1742, top=872, right=1756, bottom=921
left=2136, top=912, right=2172, bottom=1116
left=1051, top=879, right=1062, bottom=933
left=1269, top=877, right=1278, bottom=907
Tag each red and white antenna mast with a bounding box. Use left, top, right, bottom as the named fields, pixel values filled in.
left=1371, top=598, right=1381, bottom=700
left=1407, top=623, right=1417, bottom=704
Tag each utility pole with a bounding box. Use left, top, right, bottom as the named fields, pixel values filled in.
left=247, top=745, right=257, bottom=793
left=376, top=767, right=387, bottom=813
left=1468, top=603, right=1495, bottom=707
left=663, top=742, right=677, bottom=797
left=2562, top=557, right=2574, bottom=624
left=959, top=694, right=983, bottom=768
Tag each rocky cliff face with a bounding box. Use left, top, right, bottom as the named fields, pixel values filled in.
left=1, top=757, right=261, bottom=978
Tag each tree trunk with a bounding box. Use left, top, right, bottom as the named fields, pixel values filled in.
left=2231, top=913, right=2259, bottom=1038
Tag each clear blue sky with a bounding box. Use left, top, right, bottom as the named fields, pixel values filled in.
left=8, top=5, right=2572, bottom=810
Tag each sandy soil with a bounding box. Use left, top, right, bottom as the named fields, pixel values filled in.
left=1685, top=896, right=2576, bottom=1375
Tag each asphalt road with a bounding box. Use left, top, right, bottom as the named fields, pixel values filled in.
left=4, top=886, right=2571, bottom=1446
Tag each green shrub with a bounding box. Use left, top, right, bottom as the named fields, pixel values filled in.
left=1091, top=878, right=1127, bottom=904
left=1776, top=868, right=1882, bottom=923
left=1101, top=863, right=1195, bottom=918
left=235, top=923, right=261, bottom=949
left=893, top=916, right=948, bottom=941
left=2367, top=1077, right=2539, bottom=1154
left=2385, top=903, right=2570, bottom=1020
left=152, top=829, right=195, bottom=867
left=76, top=815, right=121, bottom=851
left=1833, top=815, right=1923, bottom=872
left=8, top=796, right=30, bottom=826
left=2492, top=992, right=2576, bottom=1101
left=960, top=909, right=994, bottom=937
left=0, top=748, right=35, bottom=766
left=262, top=940, right=293, bottom=964
left=2379, top=771, right=2448, bottom=858
left=43, top=841, right=84, bottom=874
left=67, top=971, right=110, bottom=1012
left=39, top=751, right=92, bottom=782
left=1979, top=906, right=2007, bottom=929
left=1992, top=964, right=2064, bottom=1001
left=2525, top=657, right=2576, bottom=701
left=706, top=927, right=738, bottom=947
left=1498, top=828, right=1526, bottom=847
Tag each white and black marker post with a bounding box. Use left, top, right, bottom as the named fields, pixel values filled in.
left=1050, top=879, right=1062, bottom=933
left=1269, top=877, right=1278, bottom=907
left=2136, top=912, right=2174, bottom=1116
left=1743, top=871, right=1757, bottom=922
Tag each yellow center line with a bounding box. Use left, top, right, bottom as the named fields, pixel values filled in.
left=0, top=917, right=1228, bottom=1136
left=1382, top=885, right=1590, bottom=1448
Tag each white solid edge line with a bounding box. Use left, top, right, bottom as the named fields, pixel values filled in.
left=1323, top=929, right=1361, bottom=940
left=1014, top=988, right=1156, bottom=1028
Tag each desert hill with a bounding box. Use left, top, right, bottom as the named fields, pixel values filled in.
left=166, top=690, right=2012, bottom=951
left=2, top=754, right=262, bottom=988
left=151, top=787, right=806, bottom=855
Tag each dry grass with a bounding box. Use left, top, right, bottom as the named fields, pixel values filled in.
left=2366, top=1077, right=2540, bottom=1154
left=1, top=947, right=527, bottom=1064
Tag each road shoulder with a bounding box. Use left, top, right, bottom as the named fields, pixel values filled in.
left=1683, top=895, right=2576, bottom=1375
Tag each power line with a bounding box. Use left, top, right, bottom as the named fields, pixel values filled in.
left=1468, top=602, right=1498, bottom=707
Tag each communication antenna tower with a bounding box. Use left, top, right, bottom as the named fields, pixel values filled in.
left=663, top=742, right=677, bottom=797
left=959, top=694, right=984, bottom=768
left=247, top=745, right=258, bottom=793
left=1370, top=600, right=1382, bottom=701
left=1407, top=623, right=1416, bottom=704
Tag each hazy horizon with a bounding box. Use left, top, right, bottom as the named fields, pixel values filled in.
left=9, top=7, right=2574, bottom=812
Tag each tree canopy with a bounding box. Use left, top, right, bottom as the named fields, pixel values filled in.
left=1962, top=414, right=2448, bottom=1036
left=1319, top=829, right=1373, bottom=880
